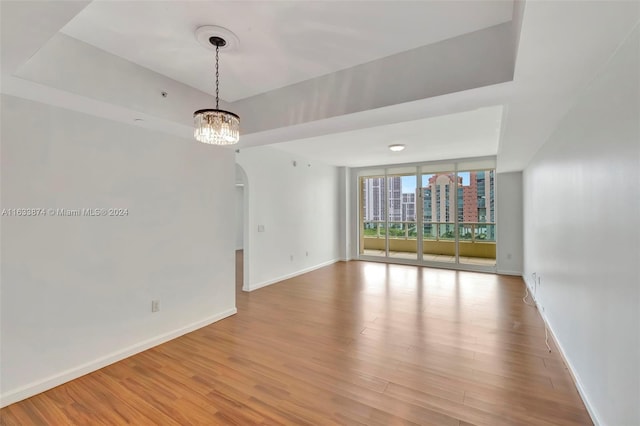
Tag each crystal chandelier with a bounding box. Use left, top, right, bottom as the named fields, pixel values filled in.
left=194, top=36, right=240, bottom=145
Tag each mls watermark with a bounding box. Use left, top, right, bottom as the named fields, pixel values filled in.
left=2, top=208, right=129, bottom=217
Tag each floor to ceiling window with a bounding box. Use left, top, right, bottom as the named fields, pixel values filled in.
left=358, top=158, right=496, bottom=271
left=360, top=172, right=387, bottom=259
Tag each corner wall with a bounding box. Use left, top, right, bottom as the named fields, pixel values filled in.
left=0, top=95, right=236, bottom=406
left=236, top=146, right=341, bottom=291
left=522, top=26, right=639, bottom=425
left=496, top=171, right=523, bottom=275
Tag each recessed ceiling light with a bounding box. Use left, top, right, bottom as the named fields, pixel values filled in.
left=389, top=144, right=405, bottom=152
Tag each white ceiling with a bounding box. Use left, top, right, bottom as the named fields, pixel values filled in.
left=60, top=0, right=513, bottom=101
left=2, top=1, right=638, bottom=173
left=272, top=106, right=503, bottom=167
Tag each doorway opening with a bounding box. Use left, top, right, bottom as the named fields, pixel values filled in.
left=235, top=164, right=249, bottom=291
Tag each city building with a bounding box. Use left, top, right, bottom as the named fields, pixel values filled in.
left=420, top=171, right=495, bottom=225
left=362, top=176, right=415, bottom=222
left=362, top=177, right=386, bottom=221
left=363, top=171, right=495, bottom=227
left=401, top=192, right=415, bottom=222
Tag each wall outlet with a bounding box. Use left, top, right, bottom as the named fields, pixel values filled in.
left=151, top=300, right=160, bottom=313
left=258, top=225, right=265, bottom=232
left=306, top=251, right=309, bottom=257
left=290, top=255, right=294, bottom=261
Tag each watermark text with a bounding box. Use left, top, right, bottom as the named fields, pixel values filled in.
left=2, top=208, right=129, bottom=217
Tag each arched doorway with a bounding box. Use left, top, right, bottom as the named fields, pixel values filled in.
left=235, top=164, right=249, bottom=291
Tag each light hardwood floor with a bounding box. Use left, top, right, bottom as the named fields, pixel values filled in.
left=1, top=253, right=591, bottom=425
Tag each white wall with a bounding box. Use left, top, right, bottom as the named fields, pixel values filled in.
left=0, top=95, right=236, bottom=406
left=337, top=167, right=351, bottom=261
left=236, top=146, right=341, bottom=291
left=523, top=26, right=639, bottom=426
left=235, top=186, right=244, bottom=250
left=496, top=172, right=523, bottom=275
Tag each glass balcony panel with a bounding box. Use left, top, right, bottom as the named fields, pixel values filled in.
left=361, top=221, right=386, bottom=257
left=385, top=221, right=417, bottom=260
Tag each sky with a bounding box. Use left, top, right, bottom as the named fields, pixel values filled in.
left=401, top=172, right=470, bottom=193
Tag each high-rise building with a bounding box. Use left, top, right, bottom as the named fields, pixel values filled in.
left=422, top=174, right=459, bottom=223
left=422, top=171, right=495, bottom=224
left=388, top=177, right=402, bottom=221
left=401, top=193, right=416, bottom=222
left=362, top=177, right=414, bottom=222
left=362, top=177, right=386, bottom=221
left=364, top=172, right=495, bottom=226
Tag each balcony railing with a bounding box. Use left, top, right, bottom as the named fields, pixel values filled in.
left=362, top=221, right=496, bottom=242
left=361, top=221, right=496, bottom=259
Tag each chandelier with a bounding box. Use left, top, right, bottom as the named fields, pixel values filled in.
left=194, top=35, right=240, bottom=145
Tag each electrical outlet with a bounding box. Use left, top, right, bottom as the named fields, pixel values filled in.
left=151, top=300, right=160, bottom=313
left=306, top=251, right=309, bottom=257
left=290, top=255, right=294, bottom=261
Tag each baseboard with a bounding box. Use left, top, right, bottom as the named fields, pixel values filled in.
left=248, top=258, right=340, bottom=292
left=523, top=283, right=601, bottom=425
left=538, top=310, right=602, bottom=425
left=496, top=269, right=523, bottom=276
left=0, top=307, right=237, bottom=408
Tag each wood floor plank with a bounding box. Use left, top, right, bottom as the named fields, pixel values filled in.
left=1, top=255, right=591, bottom=425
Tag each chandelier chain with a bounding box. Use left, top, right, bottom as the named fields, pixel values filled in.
left=215, top=44, right=220, bottom=110
left=193, top=32, right=239, bottom=145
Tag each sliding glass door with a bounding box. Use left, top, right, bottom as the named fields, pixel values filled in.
left=386, top=168, right=418, bottom=260
left=359, top=168, right=418, bottom=260
left=421, top=171, right=457, bottom=264
left=358, top=159, right=496, bottom=271
left=457, top=169, right=496, bottom=266
left=360, top=174, right=386, bottom=258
